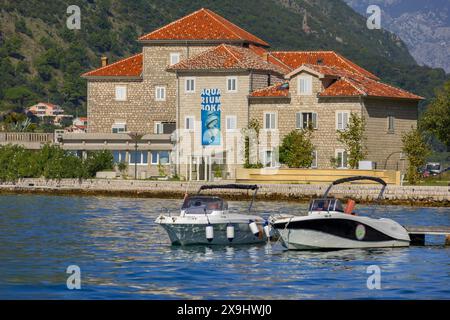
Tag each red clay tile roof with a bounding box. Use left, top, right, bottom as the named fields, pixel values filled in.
left=319, top=79, right=363, bottom=97
left=269, top=51, right=379, bottom=80
left=248, top=44, right=268, bottom=57
left=251, top=63, right=423, bottom=100
left=250, top=82, right=290, bottom=98
left=82, top=53, right=143, bottom=78
left=167, top=44, right=285, bottom=74
left=302, top=64, right=424, bottom=100
left=320, top=76, right=424, bottom=100
left=139, top=8, right=270, bottom=47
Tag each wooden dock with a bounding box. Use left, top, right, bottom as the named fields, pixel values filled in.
left=405, top=226, right=450, bottom=246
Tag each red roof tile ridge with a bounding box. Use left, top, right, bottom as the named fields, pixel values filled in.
left=338, top=77, right=367, bottom=95
left=221, top=44, right=243, bottom=66
left=167, top=45, right=220, bottom=69
left=356, top=76, right=424, bottom=99
left=82, top=53, right=143, bottom=77
left=331, top=52, right=379, bottom=80
left=138, top=8, right=205, bottom=41
left=266, top=53, right=294, bottom=71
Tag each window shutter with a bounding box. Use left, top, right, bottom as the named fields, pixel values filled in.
left=271, top=114, right=276, bottom=129
left=296, top=113, right=302, bottom=129
left=337, top=113, right=343, bottom=130
left=343, top=113, right=349, bottom=129
left=312, top=113, right=318, bottom=129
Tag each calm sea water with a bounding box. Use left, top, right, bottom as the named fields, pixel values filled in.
left=0, top=194, right=448, bottom=300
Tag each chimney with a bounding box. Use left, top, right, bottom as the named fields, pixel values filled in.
left=101, top=56, right=108, bottom=67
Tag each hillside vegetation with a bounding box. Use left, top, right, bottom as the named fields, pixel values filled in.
left=0, top=0, right=448, bottom=116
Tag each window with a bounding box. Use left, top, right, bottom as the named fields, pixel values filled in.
left=155, top=86, right=166, bottom=101
left=170, top=53, right=180, bottom=66
left=115, top=85, right=127, bottom=101
left=154, top=122, right=164, bottom=134
left=336, top=111, right=350, bottom=130
left=112, top=122, right=127, bottom=134
left=264, top=112, right=277, bottom=130
left=298, top=75, right=312, bottom=95
left=227, top=77, right=237, bottom=92
left=113, top=151, right=127, bottom=164
left=296, top=112, right=318, bottom=129
left=151, top=151, right=170, bottom=165
left=185, top=78, right=196, bottom=93
left=388, top=116, right=395, bottom=133
left=311, top=150, right=318, bottom=168
left=336, top=149, right=348, bottom=169
left=226, top=115, right=237, bottom=131
left=185, top=116, right=195, bottom=130
left=129, top=151, right=148, bottom=165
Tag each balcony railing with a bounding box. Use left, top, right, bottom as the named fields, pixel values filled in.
left=0, top=132, right=54, bottom=143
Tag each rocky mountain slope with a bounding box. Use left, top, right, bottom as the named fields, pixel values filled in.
left=345, top=0, right=450, bottom=73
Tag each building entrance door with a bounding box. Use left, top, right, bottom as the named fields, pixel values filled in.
left=188, top=156, right=212, bottom=181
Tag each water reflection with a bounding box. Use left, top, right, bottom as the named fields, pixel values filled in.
left=0, top=195, right=448, bottom=299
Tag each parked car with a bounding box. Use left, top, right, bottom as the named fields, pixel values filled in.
left=425, top=162, right=442, bottom=176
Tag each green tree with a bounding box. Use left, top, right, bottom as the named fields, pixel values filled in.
left=402, top=128, right=431, bottom=185
left=279, top=129, right=315, bottom=168
left=0, top=145, right=37, bottom=181
left=84, top=150, right=114, bottom=177
left=4, top=86, right=35, bottom=109
left=420, top=81, right=450, bottom=149
left=337, top=113, right=367, bottom=169
left=242, top=119, right=263, bottom=168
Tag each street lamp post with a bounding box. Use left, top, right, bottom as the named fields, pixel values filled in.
left=128, top=132, right=143, bottom=180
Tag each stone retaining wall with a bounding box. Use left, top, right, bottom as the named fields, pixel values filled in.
left=0, top=179, right=448, bottom=206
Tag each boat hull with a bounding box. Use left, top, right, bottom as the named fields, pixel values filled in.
left=272, top=214, right=411, bottom=250
left=277, top=229, right=410, bottom=250
left=159, top=223, right=267, bottom=246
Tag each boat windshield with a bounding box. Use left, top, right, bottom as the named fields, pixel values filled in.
left=182, top=196, right=226, bottom=214
left=309, top=198, right=344, bottom=212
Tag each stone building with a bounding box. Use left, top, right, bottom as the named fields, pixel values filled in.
left=81, top=8, right=423, bottom=180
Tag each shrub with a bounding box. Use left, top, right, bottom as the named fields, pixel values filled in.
left=0, top=144, right=114, bottom=181
left=84, top=150, right=114, bottom=178
left=336, top=113, right=367, bottom=169
left=402, top=128, right=431, bottom=185
left=279, top=129, right=315, bottom=168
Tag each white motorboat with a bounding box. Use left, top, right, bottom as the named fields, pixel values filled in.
left=155, top=184, right=269, bottom=246
left=271, top=176, right=411, bottom=250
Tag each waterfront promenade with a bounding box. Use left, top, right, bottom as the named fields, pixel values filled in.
left=0, top=179, right=448, bottom=206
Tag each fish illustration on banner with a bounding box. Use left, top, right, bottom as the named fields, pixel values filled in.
left=201, top=88, right=221, bottom=146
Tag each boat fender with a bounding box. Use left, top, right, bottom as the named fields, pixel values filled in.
left=345, top=199, right=356, bottom=215
left=249, top=220, right=259, bottom=237
left=263, top=221, right=271, bottom=239
left=226, top=224, right=235, bottom=242
left=206, top=224, right=214, bottom=243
